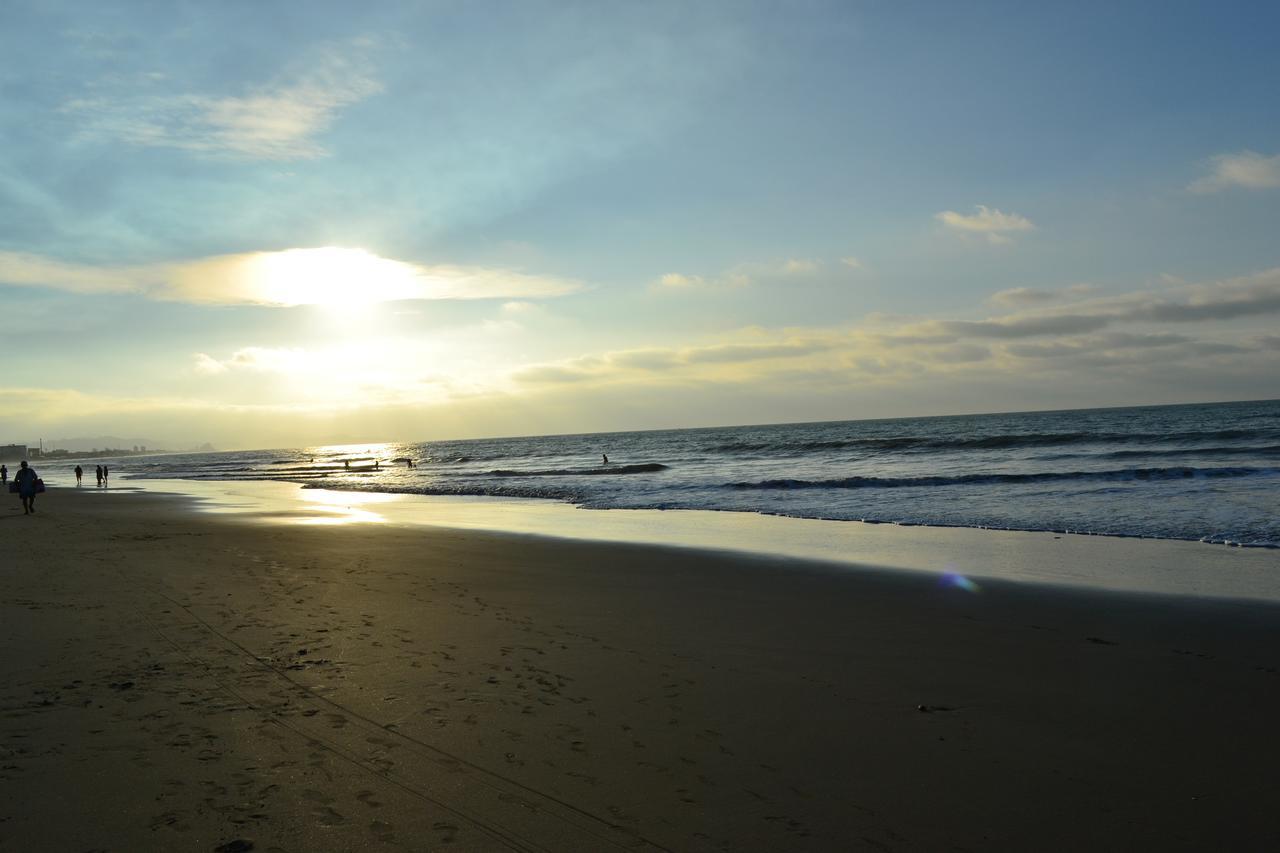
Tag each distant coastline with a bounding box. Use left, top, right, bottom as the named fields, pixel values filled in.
left=0, top=444, right=215, bottom=462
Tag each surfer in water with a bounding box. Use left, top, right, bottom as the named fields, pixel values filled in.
left=602, top=453, right=609, bottom=465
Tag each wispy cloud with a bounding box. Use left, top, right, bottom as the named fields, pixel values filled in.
left=194, top=347, right=310, bottom=375
left=1190, top=150, right=1280, bottom=192
left=989, top=284, right=1094, bottom=307
left=781, top=258, right=819, bottom=274
left=656, top=272, right=710, bottom=289
left=0, top=252, right=139, bottom=295
left=64, top=41, right=382, bottom=160
left=936, top=205, right=1035, bottom=245
left=653, top=258, right=821, bottom=292
left=0, top=247, right=581, bottom=306
left=193, top=353, right=229, bottom=375
left=512, top=336, right=836, bottom=385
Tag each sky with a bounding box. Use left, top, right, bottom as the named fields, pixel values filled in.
left=2, top=0, right=1279, bottom=449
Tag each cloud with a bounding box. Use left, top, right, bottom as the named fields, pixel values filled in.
left=11, top=256, right=1280, bottom=445
left=608, top=349, right=681, bottom=370
left=512, top=337, right=837, bottom=386
left=656, top=272, right=707, bottom=289
left=681, top=341, right=833, bottom=364
left=193, top=353, right=229, bottom=375
left=1190, top=150, right=1280, bottom=193
left=652, top=269, right=750, bottom=291
left=514, top=264, right=1280, bottom=396
left=197, top=347, right=310, bottom=374
left=839, top=256, right=863, bottom=269
left=1124, top=267, right=1280, bottom=322
left=989, top=287, right=1057, bottom=307
left=936, top=205, right=1035, bottom=245
left=500, top=301, right=541, bottom=315
left=930, top=315, right=1112, bottom=339
left=971, top=268, right=1280, bottom=333
left=653, top=258, right=822, bottom=292
left=1005, top=333, right=1192, bottom=359
left=0, top=252, right=139, bottom=295
left=64, top=42, right=382, bottom=160
left=781, top=258, right=819, bottom=274
left=0, top=247, right=581, bottom=306
left=989, top=284, right=1093, bottom=308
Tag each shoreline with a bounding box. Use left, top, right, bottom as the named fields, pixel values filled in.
left=52, top=476, right=1280, bottom=603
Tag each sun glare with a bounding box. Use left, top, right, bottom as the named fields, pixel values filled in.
left=247, top=247, right=424, bottom=309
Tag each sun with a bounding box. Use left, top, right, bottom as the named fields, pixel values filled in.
left=245, top=247, right=425, bottom=309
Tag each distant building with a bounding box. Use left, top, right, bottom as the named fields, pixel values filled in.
left=0, top=444, right=28, bottom=461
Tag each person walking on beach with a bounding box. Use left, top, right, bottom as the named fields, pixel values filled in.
left=74, top=465, right=83, bottom=485
left=95, top=465, right=103, bottom=487
left=14, top=461, right=39, bottom=515
left=102, top=464, right=109, bottom=484
left=0, top=464, right=7, bottom=485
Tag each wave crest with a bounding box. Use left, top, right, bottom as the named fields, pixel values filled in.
left=727, top=466, right=1279, bottom=490
left=487, top=463, right=669, bottom=477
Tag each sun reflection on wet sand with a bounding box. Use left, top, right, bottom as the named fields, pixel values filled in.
left=134, top=479, right=395, bottom=525
left=294, top=488, right=396, bottom=525
left=111, top=478, right=1280, bottom=602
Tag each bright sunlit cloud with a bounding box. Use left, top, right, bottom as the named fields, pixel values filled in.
left=0, top=247, right=582, bottom=307
left=936, top=205, right=1036, bottom=245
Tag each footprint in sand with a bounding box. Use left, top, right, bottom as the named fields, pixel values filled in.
left=214, top=840, right=255, bottom=853
left=312, top=805, right=346, bottom=826
left=432, top=821, right=459, bottom=843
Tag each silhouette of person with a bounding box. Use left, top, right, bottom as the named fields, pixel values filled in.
left=95, top=465, right=103, bottom=487
left=15, top=461, right=39, bottom=515
left=102, top=464, right=109, bottom=484
left=407, top=459, right=414, bottom=468
left=0, top=464, right=7, bottom=484
left=344, top=460, right=350, bottom=469
left=74, top=465, right=83, bottom=485
left=602, top=453, right=609, bottom=465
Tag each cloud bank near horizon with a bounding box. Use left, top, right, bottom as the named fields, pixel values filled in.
left=3, top=264, right=1276, bottom=447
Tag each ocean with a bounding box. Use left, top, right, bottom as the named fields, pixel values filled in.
left=108, top=399, right=1280, bottom=548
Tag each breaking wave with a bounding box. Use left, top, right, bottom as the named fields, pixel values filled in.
left=727, top=466, right=1279, bottom=490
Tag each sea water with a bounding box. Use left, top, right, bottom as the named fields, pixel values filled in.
left=112, top=399, right=1280, bottom=547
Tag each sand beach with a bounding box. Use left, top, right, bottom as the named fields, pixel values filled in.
left=2, top=486, right=1279, bottom=851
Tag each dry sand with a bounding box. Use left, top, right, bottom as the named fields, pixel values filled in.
left=2, top=488, right=1279, bottom=852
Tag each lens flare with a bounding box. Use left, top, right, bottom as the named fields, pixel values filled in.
left=941, top=570, right=981, bottom=593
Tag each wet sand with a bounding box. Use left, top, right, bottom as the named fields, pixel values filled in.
left=2, top=488, right=1279, bottom=851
